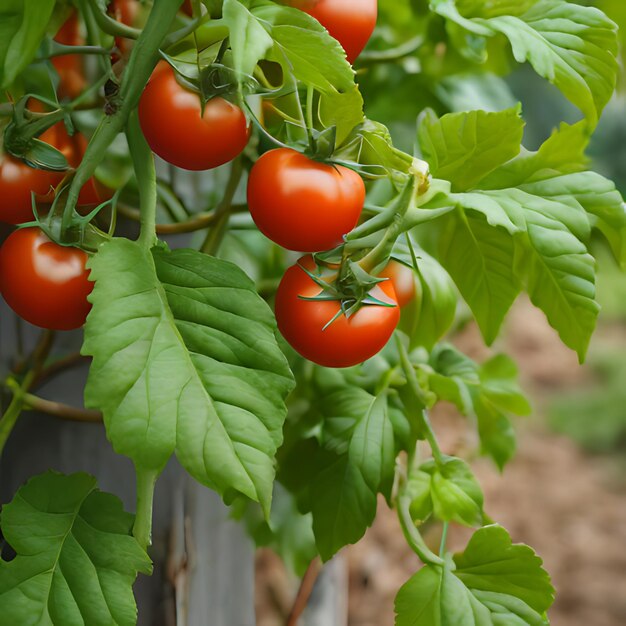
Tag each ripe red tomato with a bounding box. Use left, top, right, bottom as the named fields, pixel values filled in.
left=138, top=64, right=249, bottom=171
left=379, top=260, right=416, bottom=308
left=247, top=148, right=365, bottom=252
left=0, top=125, right=60, bottom=225
left=275, top=255, right=400, bottom=367
left=0, top=118, right=110, bottom=224
left=300, top=0, right=377, bottom=63
left=52, top=12, right=86, bottom=99
left=0, top=228, right=92, bottom=330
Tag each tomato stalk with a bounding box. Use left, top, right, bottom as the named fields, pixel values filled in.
left=61, top=0, right=185, bottom=238
left=126, top=109, right=157, bottom=250
left=397, top=493, right=444, bottom=566
left=201, top=157, right=244, bottom=255
left=44, top=43, right=110, bottom=59
left=396, top=335, right=445, bottom=465
left=0, top=330, right=55, bottom=457
left=86, top=0, right=140, bottom=40
left=21, top=393, right=102, bottom=423
left=356, top=176, right=418, bottom=274
left=133, top=466, right=160, bottom=552
left=357, top=35, right=425, bottom=68
left=439, top=521, right=450, bottom=557
left=0, top=381, right=30, bottom=457
left=285, top=558, right=322, bottom=626
left=78, top=0, right=111, bottom=75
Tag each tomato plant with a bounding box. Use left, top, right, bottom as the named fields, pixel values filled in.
left=0, top=227, right=92, bottom=331
left=138, top=63, right=249, bottom=171
left=247, top=148, right=365, bottom=251
left=275, top=255, right=400, bottom=366
left=0, top=0, right=623, bottom=624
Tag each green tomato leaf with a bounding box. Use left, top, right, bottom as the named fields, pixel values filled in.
left=480, top=121, right=590, bottom=189
left=345, top=119, right=415, bottom=179
left=395, top=525, right=554, bottom=626
left=435, top=209, right=521, bottom=344
left=319, top=85, right=365, bottom=147
left=254, top=4, right=355, bottom=94
left=454, top=525, right=555, bottom=615
left=83, top=240, right=294, bottom=516
left=472, top=390, right=518, bottom=471
left=450, top=186, right=598, bottom=359
left=421, top=456, right=485, bottom=527
left=510, top=192, right=596, bottom=360
left=0, top=0, right=56, bottom=89
left=481, top=122, right=626, bottom=269
left=309, top=390, right=395, bottom=560
left=426, top=344, right=528, bottom=469
left=418, top=107, right=525, bottom=192
left=223, top=0, right=273, bottom=79
left=479, top=355, right=532, bottom=416
left=433, top=0, right=619, bottom=127
left=421, top=109, right=617, bottom=359
left=407, top=469, right=434, bottom=523
left=0, top=472, right=151, bottom=626
left=454, top=0, right=541, bottom=19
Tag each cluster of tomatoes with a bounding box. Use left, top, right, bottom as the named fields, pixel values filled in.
left=0, top=0, right=415, bottom=370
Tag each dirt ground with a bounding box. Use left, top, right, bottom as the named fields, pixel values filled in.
left=257, top=300, right=626, bottom=625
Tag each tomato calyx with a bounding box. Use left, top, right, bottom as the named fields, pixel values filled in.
left=298, top=257, right=397, bottom=328
left=17, top=185, right=115, bottom=253
left=3, top=99, right=70, bottom=171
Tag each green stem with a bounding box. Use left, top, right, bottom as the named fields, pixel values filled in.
left=61, top=0, right=184, bottom=237
left=126, top=110, right=157, bottom=249
left=86, top=0, right=141, bottom=39
left=357, top=36, right=424, bottom=67
left=0, top=330, right=55, bottom=457
left=201, top=158, right=244, bottom=255
left=45, top=44, right=110, bottom=58
left=395, top=335, right=445, bottom=465
left=439, top=521, right=449, bottom=557
left=0, top=392, right=26, bottom=458
left=79, top=0, right=110, bottom=75
left=306, top=85, right=314, bottom=131
left=397, top=495, right=444, bottom=566
left=22, top=393, right=102, bottom=423
left=133, top=467, right=160, bottom=552
left=357, top=177, right=417, bottom=274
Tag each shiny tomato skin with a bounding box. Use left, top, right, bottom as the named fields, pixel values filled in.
left=275, top=256, right=400, bottom=368
left=0, top=228, right=92, bottom=331
left=302, top=0, right=377, bottom=63
left=247, top=148, right=365, bottom=252
left=379, top=260, right=416, bottom=308
left=0, top=116, right=105, bottom=225
left=0, top=121, right=71, bottom=225
left=138, top=64, right=249, bottom=171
